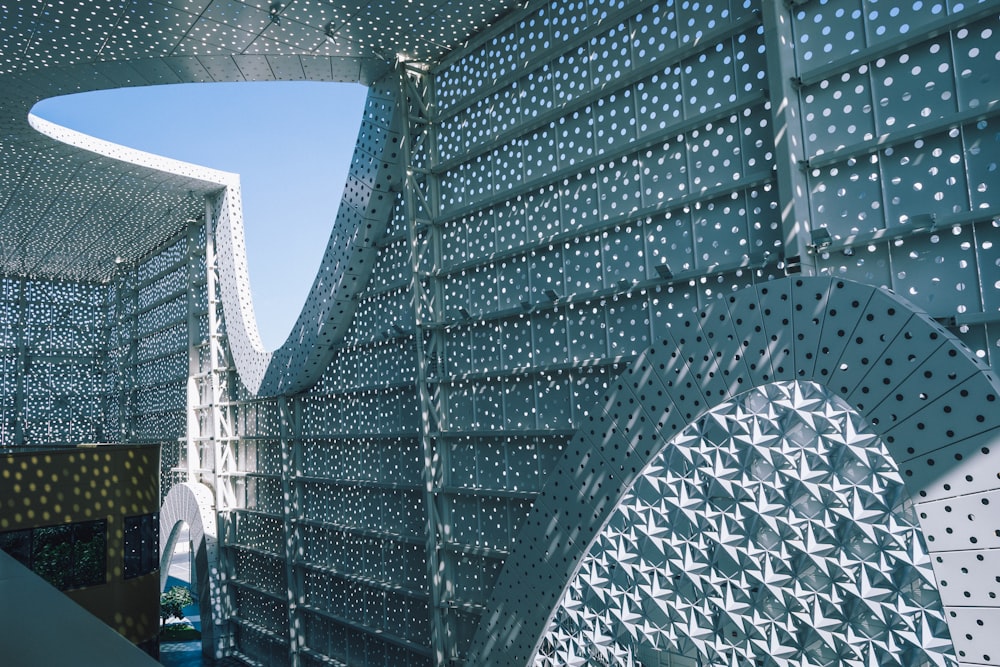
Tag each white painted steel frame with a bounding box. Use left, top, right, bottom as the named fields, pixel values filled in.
left=2, top=1, right=1000, bottom=667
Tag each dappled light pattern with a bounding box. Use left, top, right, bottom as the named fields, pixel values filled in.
left=0, top=445, right=160, bottom=645
left=3, top=0, right=1000, bottom=666
left=537, top=381, right=956, bottom=667
left=0, top=278, right=111, bottom=448
left=466, top=276, right=1000, bottom=667
left=215, top=79, right=406, bottom=395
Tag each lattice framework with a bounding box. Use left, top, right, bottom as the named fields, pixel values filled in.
left=538, top=381, right=956, bottom=667
left=1, top=1, right=1000, bottom=667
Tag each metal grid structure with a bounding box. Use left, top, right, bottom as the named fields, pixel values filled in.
left=538, top=380, right=956, bottom=667
left=2, top=1, right=1000, bottom=667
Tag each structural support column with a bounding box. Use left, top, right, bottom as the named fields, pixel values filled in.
left=279, top=395, right=302, bottom=667
left=201, top=192, right=239, bottom=658
left=105, top=258, right=144, bottom=446
left=185, top=216, right=207, bottom=482
left=11, top=280, right=27, bottom=445
left=400, top=62, right=454, bottom=665
left=761, top=0, right=817, bottom=276
left=205, top=195, right=238, bottom=512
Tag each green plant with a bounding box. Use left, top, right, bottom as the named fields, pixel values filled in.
left=160, top=585, right=194, bottom=627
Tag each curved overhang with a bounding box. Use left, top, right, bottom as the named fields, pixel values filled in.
left=0, top=0, right=518, bottom=390
left=212, top=76, right=404, bottom=395
left=1, top=0, right=517, bottom=280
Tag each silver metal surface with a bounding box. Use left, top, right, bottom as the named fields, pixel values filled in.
left=2, top=1, right=1000, bottom=666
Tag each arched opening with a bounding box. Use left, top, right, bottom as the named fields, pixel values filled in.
left=537, top=380, right=956, bottom=665
left=160, top=482, right=220, bottom=661
left=159, top=521, right=205, bottom=663
left=466, top=277, right=1000, bottom=667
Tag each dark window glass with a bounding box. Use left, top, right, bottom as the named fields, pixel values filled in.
left=2, top=521, right=107, bottom=590
left=32, top=525, right=72, bottom=589
left=71, top=520, right=107, bottom=588
left=124, top=515, right=141, bottom=579
left=0, top=529, right=32, bottom=568
left=124, top=513, right=159, bottom=579
left=140, top=513, right=159, bottom=576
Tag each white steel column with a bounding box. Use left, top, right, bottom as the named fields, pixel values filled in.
left=400, top=62, right=454, bottom=666
left=205, top=196, right=238, bottom=512
left=185, top=216, right=206, bottom=482
left=202, top=192, right=240, bottom=657
left=114, top=264, right=139, bottom=445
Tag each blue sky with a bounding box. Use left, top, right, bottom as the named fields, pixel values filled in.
left=34, top=81, right=370, bottom=349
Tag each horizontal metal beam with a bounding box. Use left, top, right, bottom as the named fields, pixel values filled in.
left=429, top=253, right=777, bottom=330
left=429, top=428, right=575, bottom=440
left=433, top=12, right=763, bottom=173
left=295, top=476, right=422, bottom=493
left=294, top=602, right=433, bottom=658
left=440, top=485, right=538, bottom=500
left=804, top=99, right=1000, bottom=171
left=292, top=516, right=425, bottom=546
left=795, top=0, right=1000, bottom=88
left=433, top=168, right=775, bottom=281
left=436, top=91, right=768, bottom=225
left=809, top=205, right=1000, bottom=255
left=430, top=355, right=637, bottom=386
left=435, top=0, right=664, bottom=121
left=293, top=559, right=428, bottom=601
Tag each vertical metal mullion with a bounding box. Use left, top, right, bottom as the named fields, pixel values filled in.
left=426, top=70, right=460, bottom=666
left=97, top=269, right=120, bottom=443
left=206, top=196, right=226, bottom=506
left=401, top=62, right=455, bottom=666
left=761, top=1, right=816, bottom=276
left=280, top=395, right=301, bottom=667
left=121, top=272, right=139, bottom=442
left=204, top=192, right=236, bottom=659
left=12, top=279, right=27, bottom=445
left=186, top=217, right=204, bottom=481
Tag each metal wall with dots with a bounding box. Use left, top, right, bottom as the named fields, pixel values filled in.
left=792, top=1, right=1000, bottom=358
left=463, top=277, right=1000, bottom=666
left=189, top=77, right=428, bottom=665
left=0, top=276, right=111, bottom=447
left=537, top=380, right=957, bottom=666
left=215, top=80, right=405, bottom=397
left=400, top=0, right=1000, bottom=665
left=419, top=1, right=785, bottom=662
left=2, top=0, right=999, bottom=666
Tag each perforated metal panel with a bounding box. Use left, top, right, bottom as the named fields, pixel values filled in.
left=464, top=278, right=1000, bottom=667
left=538, top=381, right=956, bottom=667
left=3, top=1, right=1000, bottom=667
left=216, top=79, right=405, bottom=396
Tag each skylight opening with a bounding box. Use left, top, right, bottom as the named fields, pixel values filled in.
left=32, top=80, right=369, bottom=350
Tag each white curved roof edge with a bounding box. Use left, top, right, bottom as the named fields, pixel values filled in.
left=28, top=112, right=240, bottom=189
left=214, top=78, right=404, bottom=396
left=213, top=184, right=271, bottom=367
left=26, top=85, right=391, bottom=396
left=0, top=0, right=518, bottom=393
left=28, top=108, right=276, bottom=360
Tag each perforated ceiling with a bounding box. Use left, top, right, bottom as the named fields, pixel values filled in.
left=0, top=0, right=519, bottom=282
left=5, top=1, right=1000, bottom=667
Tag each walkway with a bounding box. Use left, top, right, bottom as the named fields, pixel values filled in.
left=159, top=526, right=206, bottom=667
